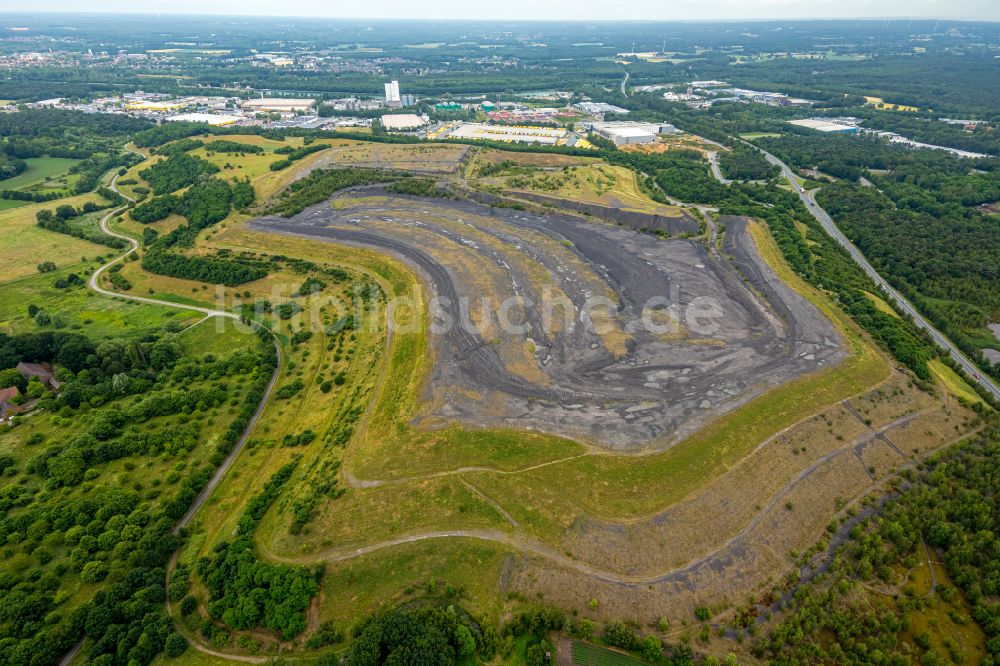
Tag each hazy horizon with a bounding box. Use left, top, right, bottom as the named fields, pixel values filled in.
left=2, top=1, right=999, bottom=23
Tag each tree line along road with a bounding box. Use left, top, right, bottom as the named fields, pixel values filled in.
left=756, top=146, right=1000, bottom=401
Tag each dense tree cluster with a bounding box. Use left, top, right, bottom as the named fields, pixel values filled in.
left=138, top=154, right=219, bottom=195
left=718, top=146, right=780, bottom=181
left=387, top=177, right=453, bottom=198
left=196, top=461, right=320, bottom=639
left=607, top=148, right=728, bottom=204
left=130, top=194, right=181, bottom=223
left=265, top=167, right=396, bottom=217
left=132, top=122, right=208, bottom=149
left=268, top=142, right=330, bottom=171
left=203, top=140, right=264, bottom=154
left=0, top=325, right=275, bottom=666
left=345, top=606, right=498, bottom=666
left=0, top=152, right=27, bottom=181
left=35, top=201, right=126, bottom=249
left=757, top=416, right=1000, bottom=665
left=138, top=178, right=267, bottom=286
left=818, top=182, right=1000, bottom=377
left=0, top=109, right=150, bottom=160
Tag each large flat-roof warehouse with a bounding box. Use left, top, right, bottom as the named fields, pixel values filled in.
left=442, top=123, right=568, bottom=145
left=588, top=121, right=681, bottom=146
left=381, top=113, right=428, bottom=130
left=788, top=118, right=859, bottom=134
left=242, top=98, right=316, bottom=113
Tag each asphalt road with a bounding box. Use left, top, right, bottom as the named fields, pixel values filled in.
left=758, top=147, right=1000, bottom=401
left=706, top=150, right=732, bottom=185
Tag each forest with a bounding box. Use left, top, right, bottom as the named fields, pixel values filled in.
left=748, top=132, right=1000, bottom=377
left=0, top=326, right=277, bottom=665
left=718, top=145, right=780, bottom=182
left=139, top=154, right=220, bottom=195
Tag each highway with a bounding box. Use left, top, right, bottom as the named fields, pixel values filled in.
left=758, top=147, right=1000, bottom=401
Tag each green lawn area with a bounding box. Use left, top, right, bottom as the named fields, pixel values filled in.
left=0, top=156, right=82, bottom=191
left=0, top=198, right=28, bottom=212
left=180, top=315, right=261, bottom=357
left=0, top=265, right=200, bottom=338
left=0, top=193, right=112, bottom=283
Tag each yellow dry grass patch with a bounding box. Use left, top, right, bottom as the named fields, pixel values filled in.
left=0, top=193, right=114, bottom=283
left=928, top=359, right=982, bottom=404
left=863, top=290, right=899, bottom=318
left=864, top=96, right=920, bottom=112
left=499, top=163, right=684, bottom=217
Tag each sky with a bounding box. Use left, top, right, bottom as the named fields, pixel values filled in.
left=11, top=0, right=1000, bottom=22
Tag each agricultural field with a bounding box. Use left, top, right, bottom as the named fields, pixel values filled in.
left=571, top=640, right=650, bottom=666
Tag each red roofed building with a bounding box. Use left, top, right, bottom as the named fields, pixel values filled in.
left=0, top=386, right=22, bottom=421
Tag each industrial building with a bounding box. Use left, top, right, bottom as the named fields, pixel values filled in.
left=575, top=101, right=630, bottom=115
left=787, top=118, right=860, bottom=134
left=126, top=99, right=186, bottom=112
left=166, top=113, right=242, bottom=126
left=380, top=113, right=428, bottom=131
left=241, top=98, right=316, bottom=113
left=587, top=121, right=681, bottom=146
left=385, top=80, right=401, bottom=107
left=442, top=122, right=568, bottom=145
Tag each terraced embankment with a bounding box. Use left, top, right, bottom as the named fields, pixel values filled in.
left=249, top=189, right=844, bottom=451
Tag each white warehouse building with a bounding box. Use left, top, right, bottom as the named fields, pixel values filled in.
left=588, top=121, right=681, bottom=146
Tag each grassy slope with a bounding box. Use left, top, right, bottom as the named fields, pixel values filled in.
left=0, top=193, right=113, bottom=283
left=0, top=156, right=82, bottom=191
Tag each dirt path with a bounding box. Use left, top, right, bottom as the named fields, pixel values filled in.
left=59, top=164, right=285, bottom=665
left=260, top=407, right=931, bottom=586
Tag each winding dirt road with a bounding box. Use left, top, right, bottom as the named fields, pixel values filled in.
left=59, top=166, right=283, bottom=666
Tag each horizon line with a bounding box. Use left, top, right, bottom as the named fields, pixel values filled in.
left=1, top=11, right=998, bottom=24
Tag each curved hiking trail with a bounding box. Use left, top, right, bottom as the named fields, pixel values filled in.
left=59, top=165, right=283, bottom=666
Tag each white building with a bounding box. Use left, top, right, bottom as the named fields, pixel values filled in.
left=166, top=113, right=242, bottom=126
left=242, top=98, right=316, bottom=113
left=384, top=80, right=401, bottom=106
left=588, top=121, right=680, bottom=145
left=575, top=102, right=630, bottom=115
left=381, top=113, right=427, bottom=131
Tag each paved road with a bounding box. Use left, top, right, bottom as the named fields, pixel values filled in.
left=620, top=71, right=630, bottom=97
left=758, top=147, right=1000, bottom=400
left=706, top=151, right=732, bottom=185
